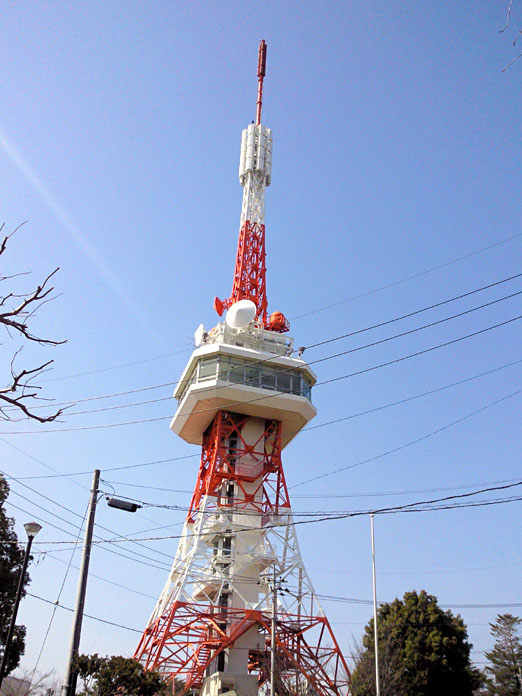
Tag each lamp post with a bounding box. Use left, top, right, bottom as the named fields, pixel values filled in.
left=0, top=522, right=42, bottom=688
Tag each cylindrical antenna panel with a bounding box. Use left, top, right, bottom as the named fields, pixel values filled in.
left=238, top=124, right=272, bottom=186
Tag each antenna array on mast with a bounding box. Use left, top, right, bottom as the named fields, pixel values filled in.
left=214, top=39, right=290, bottom=333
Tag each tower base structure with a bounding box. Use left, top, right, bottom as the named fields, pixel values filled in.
left=135, top=365, right=351, bottom=696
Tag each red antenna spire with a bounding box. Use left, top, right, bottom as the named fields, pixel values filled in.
left=256, top=39, right=267, bottom=125
left=214, top=40, right=290, bottom=333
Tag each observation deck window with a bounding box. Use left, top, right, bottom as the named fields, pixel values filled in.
left=179, top=354, right=312, bottom=402
left=199, top=357, right=218, bottom=381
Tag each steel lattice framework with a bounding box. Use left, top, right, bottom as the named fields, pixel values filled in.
left=135, top=41, right=351, bottom=696
left=136, top=603, right=349, bottom=696
left=135, top=408, right=351, bottom=696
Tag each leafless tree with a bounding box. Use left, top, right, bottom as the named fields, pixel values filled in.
left=0, top=223, right=65, bottom=423
left=499, top=1, right=522, bottom=71
left=2, top=669, right=60, bottom=696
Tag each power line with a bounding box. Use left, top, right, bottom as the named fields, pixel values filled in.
left=8, top=355, right=521, bottom=481
left=99, top=475, right=522, bottom=502
left=94, top=388, right=522, bottom=510
left=29, top=503, right=88, bottom=679
left=291, top=233, right=522, bottom=320
left=41, top=348, right=191, bottom=383
left=8, top=271, right=521, bottom=415
left=3, top=499, right=172, bottom=572
left=43, top=552, right=157, bottom=600
left=3, top=370, right=519, bottom=492
left=5, top=480, right=175, bottom=564
left=47, top=288, right=522, bottom=419
left=316, top=315, right=522, bottom=388
left=1, top=450, right=197, bottom=480
left=309, top=290, right=522, bottom=369
left=109, top=480, right=522, bottom=517
left=292, top=388, right=522, bottom=489
left=26, top=592, right=143, bottom=634
left=292, top=478, right=522, bottom=500
left=306, top=272, right=522, bottom=349
left=303, top=360, right=521, bottom=432
left=16, top=491, right=522, bottom=548
left=32, top=243, right=522, bottom=385
left=0, top=438, right=90, bottom=488
left=18, top=482, right=521, bottom=546
left=314, top=593, right=522, bottom=610
left=2, top=312, right=520, bottom=435
left=0, top=437, right=183, bottom=536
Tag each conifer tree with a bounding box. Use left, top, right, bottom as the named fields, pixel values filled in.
left=352, top=589, right=483, bottom=696
left=485, top=614, right=522, bottom=696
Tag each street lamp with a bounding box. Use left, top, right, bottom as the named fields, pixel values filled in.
left=0, top=522, right=42, bottom=687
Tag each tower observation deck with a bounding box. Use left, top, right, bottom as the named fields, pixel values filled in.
left=134, top=41, right=352, bottom=696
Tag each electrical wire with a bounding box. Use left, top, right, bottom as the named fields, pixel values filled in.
left=2, top=311, right=520, bottom=434
left=5, top=481, right=176, bottom=565
left=291, top=388, right=522, bottom=489
left=39, top=286, right=522, bottom=419
left=306, top=273, right=522, bottom=349
left=1, top=450, right=198, bottom=480
left=309, top=289, right=522, bottom=369
left=26, top=592, right=143, bottom=633
left=110, top=480, right=522, bottom=518
left=9, top=381, right=518, bottom=524
left=41, top=348, right=191, bottom=383
left=3, top=366, right=519, bottom=492
left=32, top=237, right=522, bottom=386
left=43, top=552, right=158, bottom=600
left=0, top=438, right=188, bottom=540
left=7, top=355, right=521, bottom=481
left=8, top=271, right=521, bottom=415
left=29, top=502, right=88, bottom=678
left=0, top=438, right=90, bottom=488
left=3, top=499, right=172, bottom=572
left=15, top=481, right=521, bottom=547
left=291, top=232, right=522, bottom=320
left=98, top=475, right=522, bottom=502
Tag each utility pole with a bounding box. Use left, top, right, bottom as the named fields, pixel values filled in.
left=62, top=469, right=100, bottom=696
left=371, top=514, right=381, bottom=696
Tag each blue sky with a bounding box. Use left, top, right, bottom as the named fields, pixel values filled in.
left=1, top=0, right=521, bottom=682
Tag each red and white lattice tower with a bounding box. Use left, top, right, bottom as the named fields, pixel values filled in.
left=134, top=41, right=352, bottom=696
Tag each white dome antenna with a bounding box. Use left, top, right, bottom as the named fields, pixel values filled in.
left=225, top=300, right=256, bottom=329
left=194, top=324, right=206, bottom=346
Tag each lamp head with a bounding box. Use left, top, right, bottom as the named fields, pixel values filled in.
left=24, top=522, right=42, bottom=539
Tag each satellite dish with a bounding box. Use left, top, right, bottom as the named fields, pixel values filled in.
left=225, top=300, right=256, bottom=329
left=194, top=323, right=205, bottom=346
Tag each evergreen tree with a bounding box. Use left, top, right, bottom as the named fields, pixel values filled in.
left=75, top=654, right=167, bottom=696
left=485, top=614, right=522, bottom=696
left=0, top=477, right=29, bottom=676
left=351, top=589, right=483, bottom=696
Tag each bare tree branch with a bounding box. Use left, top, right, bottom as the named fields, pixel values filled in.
left=502, top=51, right=522, bottom=70
left=499, top=0, right=514, bottom=33
left=0, top=360, right=64, bottom=422
left=0, top=267, right=65, bottom=345
left=0, top=224, right=65, bottom=422
left=498, top=1, right=522, bottom=70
